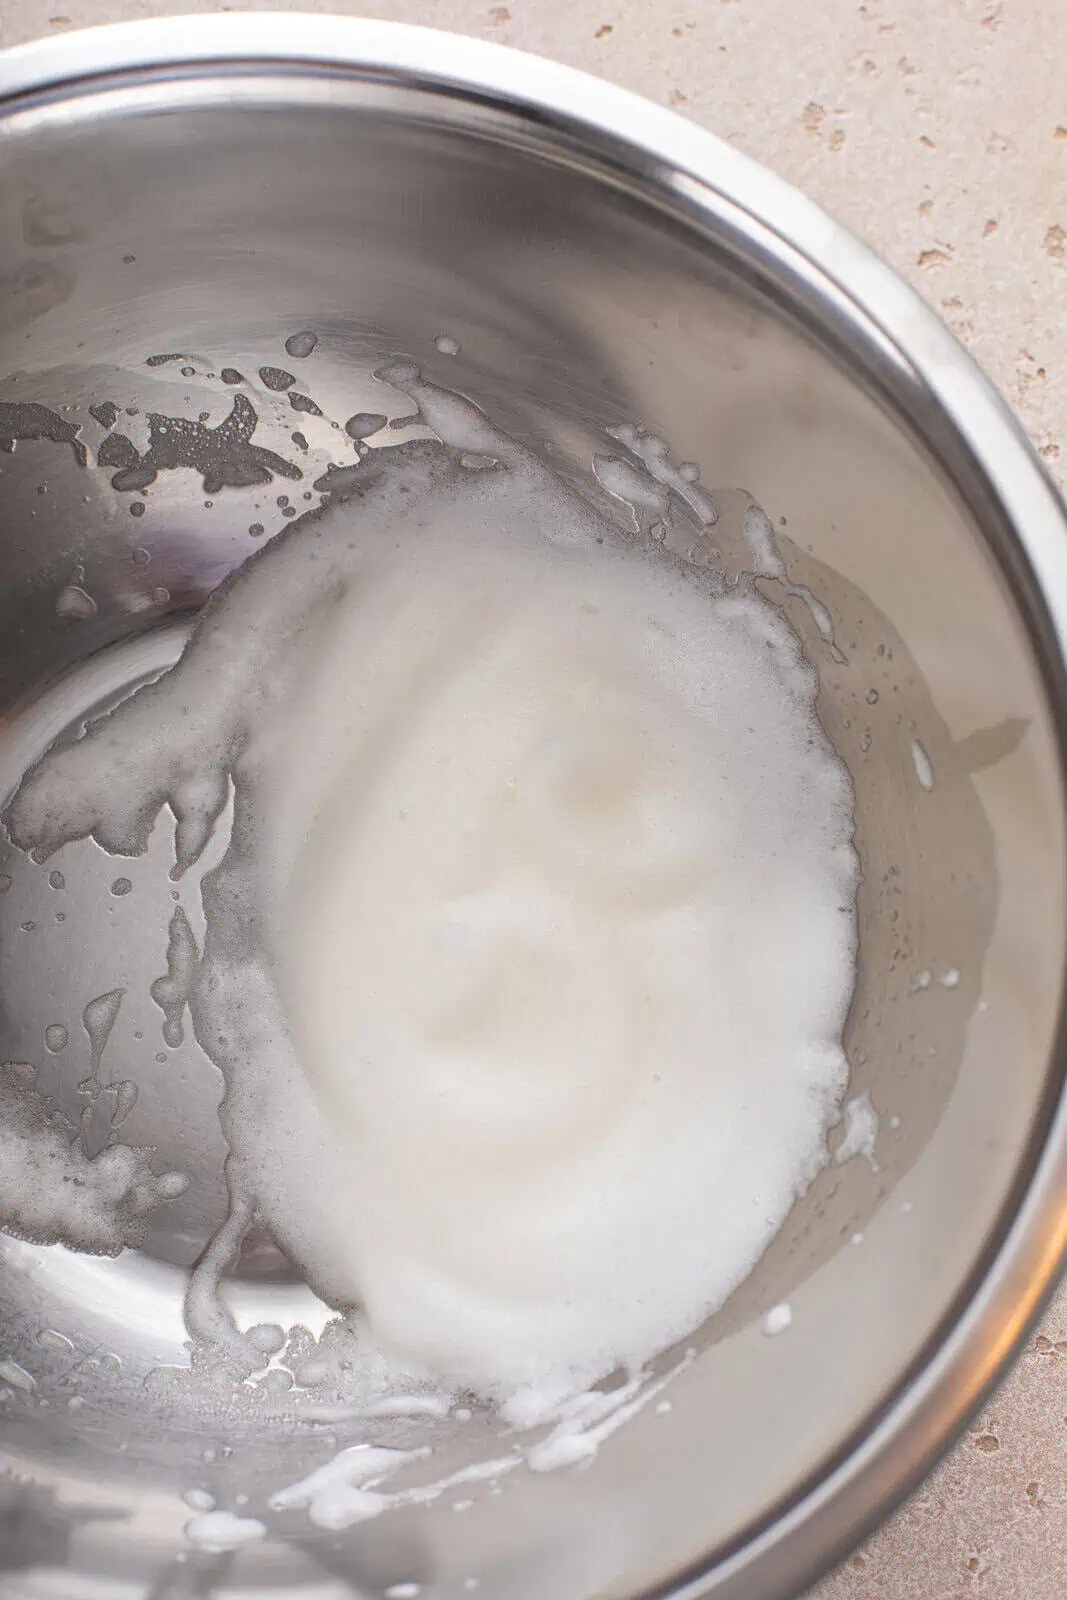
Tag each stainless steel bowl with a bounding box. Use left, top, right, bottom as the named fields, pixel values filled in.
left=1, top=15, right=1066, bottom=1600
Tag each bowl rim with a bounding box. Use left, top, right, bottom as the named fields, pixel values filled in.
left=2, top=15, right=1067, bottom=1600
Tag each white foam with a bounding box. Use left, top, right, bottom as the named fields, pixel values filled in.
left=246, top=1322, right=286, bottom=1356
left=150, top=906, right=198, bottom=1047
left=523, top=1353, right=691, bottom=1474
left=4, top=369, right=857, bottom=1454
left=183, top=1509, right=266, bottom=1551
left=911, top=738, right=935, bottom=791
left=268, top=1445, right=430, bottom=1529
left=833, top=1091, right=880, bottom=1170
left=763, top=1303, right=792, bottom=1337
left=0, top=1063, right=188, bottom=1254
left=270, top=1443, right=523, bottom=1531
left=270, top=471, right=855, bottom=1396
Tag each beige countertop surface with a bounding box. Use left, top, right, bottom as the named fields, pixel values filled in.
left=1, top=2, right=1065, bottom=1596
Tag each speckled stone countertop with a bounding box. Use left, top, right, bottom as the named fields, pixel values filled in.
left=2, top=2, right=1065, bottom=1594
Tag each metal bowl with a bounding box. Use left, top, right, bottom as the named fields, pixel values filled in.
left=0, top=15, right=1065, bottom=1600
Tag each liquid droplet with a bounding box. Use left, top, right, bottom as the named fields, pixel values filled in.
left=0, top=1360, right=36, bottom=1394
left=108, top=1079, right=139, bottom=1127
left=55, top=584, right=97, bottom=620
left=36, top=1329, right=73, bottom=1354
left=182, top=1488, right=216, bottom=1512
left=83, top=988, right=125, bottom=1082
left=110, top=877, right=133, bottom=897
left=44, top=1024, right=68, bottom=1053
left=434, top=334, right=461, bottom=356
left=48, top=870, right=65, bottom=890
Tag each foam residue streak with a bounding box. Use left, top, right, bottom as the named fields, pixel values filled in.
left=911, top=738, right=935, bottom=791
left=606, top=423, right=716, bottom=524
left=150, top=906, right=199, bottom=1047
left=79, top=986, right=129, bottom=1158
left=3, top=367, right=859, bottom=1513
